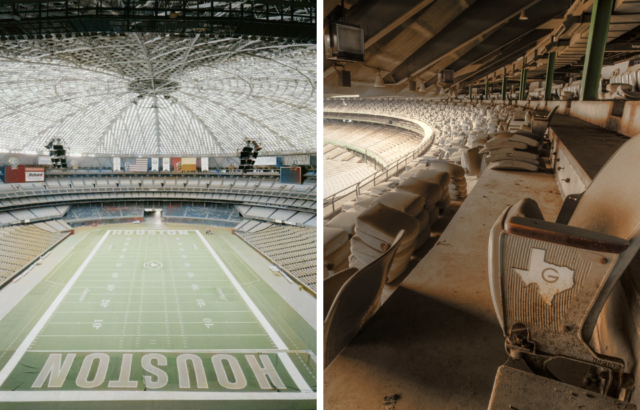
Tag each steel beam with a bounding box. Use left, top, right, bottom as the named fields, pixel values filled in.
left=580, top=0, right=614, bottom=101
left=469, top=85, right=473, bottom=100
left=544, top=51, right=556, bottom=101
left=501, top=76, right=507, bottom=100
left=519, top=68, right=527, bottom=100
left=388, top=0, right=541, bottom=82
left=485, top=81, right=489, bottom=98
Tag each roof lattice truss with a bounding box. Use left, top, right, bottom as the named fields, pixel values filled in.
left=0, top=33, right=316, bottom=157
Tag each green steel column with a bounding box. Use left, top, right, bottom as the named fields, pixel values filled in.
left=544, top=52, right=556, bottom=100
left=485, top=82, right=490, bottom=98
left=501, top=76, right=507, bottom=100
left=519, top=69, right=528, bottom=100
left=469, top=85, right=473, bottom=100
left=580, top=0, right=614, bottom=100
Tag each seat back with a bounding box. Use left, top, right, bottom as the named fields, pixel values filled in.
left=568, top=136, right=640, bottom=240
left=545, top=105, right=558, bottom=122
left=324, top=231, right=404, bottom=368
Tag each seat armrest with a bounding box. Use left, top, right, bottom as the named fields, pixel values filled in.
left=506, top=217, right=630, bottom=253
left=555, top=192, right=584, bottom=224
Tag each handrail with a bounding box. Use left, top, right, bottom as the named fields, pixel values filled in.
left=322, top=111, right=435, bottom=216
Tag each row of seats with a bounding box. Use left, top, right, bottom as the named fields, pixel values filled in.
left=322, top=98, right=557, bottom=368
left=65, top=203, right=144, bottom=221
left=604, top=65, right=640, bottom=100
left=0, top=224, right=70, bottom=287
left=163, top=203, right=242, bottom=223
left=323, top=141, right=378, bottom=199
left=0, top=175, right=316, bottom=194
left=235, top=225, right=317, bottom=292
left=0, top=191, right=317, bottom=217
left=324, top=121, right=423, bottom=164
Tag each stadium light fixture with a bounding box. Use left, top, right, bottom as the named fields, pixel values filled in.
left=519, top=9, right=528, bottom=20
left=374, top=71, right=386, bottom=88
left=417, top=78, right=426, bottom=92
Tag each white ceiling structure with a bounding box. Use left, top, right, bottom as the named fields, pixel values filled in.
left=0, top=33, right=316, bottom=157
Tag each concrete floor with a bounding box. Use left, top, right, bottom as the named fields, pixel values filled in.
left=324, top=167, right=563, bottom=410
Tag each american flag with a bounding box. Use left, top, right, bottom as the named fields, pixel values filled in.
left=128, top=158, right=148, bottom=172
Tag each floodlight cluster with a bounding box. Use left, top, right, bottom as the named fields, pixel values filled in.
left=0, top=33, right=316, bottom=157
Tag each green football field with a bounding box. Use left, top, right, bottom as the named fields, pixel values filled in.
left=0, top=227, right=316, bottom=410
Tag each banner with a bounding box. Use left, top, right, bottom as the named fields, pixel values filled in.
left=112, top=157, right=121, bottom=171
left=181, top=157, right=197, bottom=172
left=1, top=165, right=45, bottom=183
left=255, top=156, right=277, bottom=166
left=201, top=157, right=209, bottom=172
left=151, top=158, right=159, bottom=171
left=171, top=158, right=181, bottom=171
left=163, top=158, right=170, bottom=172
left=25, top=167, right=45, bottom=182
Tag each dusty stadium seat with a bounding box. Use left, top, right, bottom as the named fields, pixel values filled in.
left=487, top=137, right=640, bottom=406
left=353, top=203, right=419, bottom=281
left=324, top=231, right=404, bottom=368
left=324, top=227, right=350, bottom=272
left=325, top=211, right=360, bottom=237
left=373, top=191, right=424, bottom=217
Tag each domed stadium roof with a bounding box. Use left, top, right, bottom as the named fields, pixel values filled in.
left=0, top=33, right=316, bottom=157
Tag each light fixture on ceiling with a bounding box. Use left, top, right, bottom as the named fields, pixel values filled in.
left=519, top=9, right=528, bottom=20
left=374, top=71, right=386, bottom=88
left=169, top=11, right=179, bottom=19
left=417, top=78, right=426, bottom=92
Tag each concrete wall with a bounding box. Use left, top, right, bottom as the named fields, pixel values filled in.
left=620, top=101, right=640, bottom=137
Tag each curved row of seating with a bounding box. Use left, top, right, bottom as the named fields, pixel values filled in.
left=324, top=141, right=377, bottom=199
left=235, top=205, right=316, bottom=227
left=0, top=188, right=316, bottom=217
left=0, top=224, right=70, bottom=287
left=235, top=225, right=317, bottom=292
left=0, top=174, right=316, bottom=195
left=64, top=203, right=144, bottom=223
left=322, top=97, right=563, bottom=368
left=324, top=121, right=423, bottom=164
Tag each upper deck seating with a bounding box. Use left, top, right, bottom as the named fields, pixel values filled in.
left=324, top=121, right=423, bottom=164
left=604, top=65, right=640, bottom=100
left=0, top=175, right=317, bottom=215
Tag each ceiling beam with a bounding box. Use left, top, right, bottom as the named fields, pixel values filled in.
left=387, top=0, right=543, bottom=82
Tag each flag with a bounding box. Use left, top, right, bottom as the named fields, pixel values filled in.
left=129, top=158, right=147, bottom=172
left=163, top=158, right=170, bottom=172
left=151, top=158, right=159, bottom=171
left=201, top=157, right=209, bottom=171
left=112, top=157, right=121, bottom=171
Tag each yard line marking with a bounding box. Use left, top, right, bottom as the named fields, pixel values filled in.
left=28, top=349, right=315, bottom=354
left=0, top=391, right=316, bottom=402
left=196, top=230, right=312, bottom=393
left=35, top=334, right=269, bottom=337
left=0, top=230, right=111, bottom=387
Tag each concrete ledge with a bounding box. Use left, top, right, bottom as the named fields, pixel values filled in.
left=549, top=114, right=629, bottom=181
left=532, top=99, right=640, bottom=137
left=325, top=167, right=563, bottom=409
